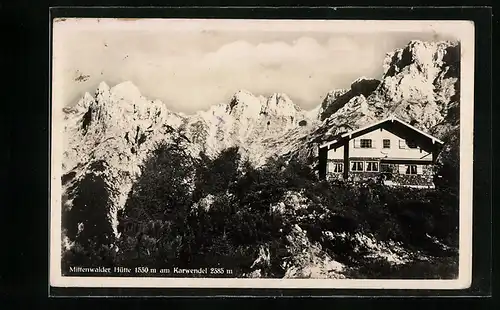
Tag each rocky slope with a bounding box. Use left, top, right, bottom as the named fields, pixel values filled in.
left=62, top=38, right=460, bottom=184
left=62, top=81, right=197, bottom=235
left=178, top=90, right=321, bottom=164
left=60, top=39, right=460, bottom=276
left=61, top=82, right=321, bottom=236
left=266, top=39, right=461, bottom=165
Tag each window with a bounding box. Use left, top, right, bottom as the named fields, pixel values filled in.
left=351, top=161, right=364, bottom=172
left=405, top=165, right=418, bottom=175
left=360, top=139, right=372, bottom=148
left=333, top=163, right=343, bottom=173
left=380, top=163, right=394, bottom=173
left=383, top=139, right=391, bottom=148
left=399, top=140, right=406, bottom=149
left=328, top=162, right=343, bottom=173
left=366, top=162, right=379, bottom=172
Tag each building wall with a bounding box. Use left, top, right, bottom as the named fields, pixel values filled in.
left=326, top=161, right=433, bottom=176
left=326, top=128, right=433, bottom=162
left=327, top=145, right=344, bottom=160
left=321, top=121, right=441, bottom=187
left=345, top=127, right=433, bottom=161
left=390, top=164, right=435, bottom=187
left=325, top=125, right=434, bottom=173
left=326, top=163, right=435, bottom=187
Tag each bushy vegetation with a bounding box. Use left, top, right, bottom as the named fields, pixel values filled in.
left=114, top=144, right=297, bottom=277
left=298, top=180, right=458, bottom=278
left=61, top=141, right=459, bottom=279
left=61, top=161, right=116, bottom=274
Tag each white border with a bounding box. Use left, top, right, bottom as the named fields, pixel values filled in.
left=49, top=19, right=475, bottom=290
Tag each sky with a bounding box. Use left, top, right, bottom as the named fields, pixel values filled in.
left=52, top=19, right=461, bottom=114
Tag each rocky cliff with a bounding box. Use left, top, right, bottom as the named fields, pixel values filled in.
left=61, top=39, right=460, bottom=237
left=273, top=39, right=461, bottom=164
left=61, top=82, right=320, bottom=236
left=60, top=39, right=461, bottom=276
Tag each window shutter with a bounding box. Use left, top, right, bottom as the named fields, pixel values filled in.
left=353, top=139, right=360, bottom=148
left=417, top=165, right=423, bottom=174
left=371, top=139, right=376, bottom=148
left=398, top=164, right=406, bottom=174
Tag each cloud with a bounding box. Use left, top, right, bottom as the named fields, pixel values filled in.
left=201, top=37, right=333, bottom=69
left=326, top=36, right=360, bottom=51
left=54, top=30, right=397, bottom=113
left=171, top=36, right=380, bottom=111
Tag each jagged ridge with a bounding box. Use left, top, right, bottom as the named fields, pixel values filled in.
left=61, top=39, right=461, bottom=252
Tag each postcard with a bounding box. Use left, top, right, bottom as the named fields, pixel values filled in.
left=50, top=17, right=474, bottom=290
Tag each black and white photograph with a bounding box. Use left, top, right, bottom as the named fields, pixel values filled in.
left=49, top=18, right=474, bottom=289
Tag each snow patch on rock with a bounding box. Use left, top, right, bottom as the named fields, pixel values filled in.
left=328, top=231, right=413, bottom=265
left=282, top=224, right=346, bottom=279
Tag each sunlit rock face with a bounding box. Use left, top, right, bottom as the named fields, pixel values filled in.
left=61, top=39, right=460, bottom=238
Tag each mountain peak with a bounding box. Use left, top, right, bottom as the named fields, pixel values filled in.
left=83, top=91, right=94, bottom=102
left=233, top=89, right=256, bottom=98
left=407, top=39, right=425, bottom=46
left=96, top=81, right=110, bottom=94
left=229, top=89, right=261, bottom=111
left=260, top=92, right=303, bottom=118
left=110, top=81, right=142, bottom=99
left=352, top=76, right=376, bottom=84
left=265, top=92, right=299, bottom=111
left=267, top=92, right=292, bottom=102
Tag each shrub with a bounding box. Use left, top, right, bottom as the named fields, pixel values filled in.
left=61, top=161, right=115, bottom=272
left=112, top=142, right=459, bottom=278
left=115, top=145, right=291, bottom=273
left=296, top=176, right=459, bottom=273
left=116, top=141, right=196, bottom=267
